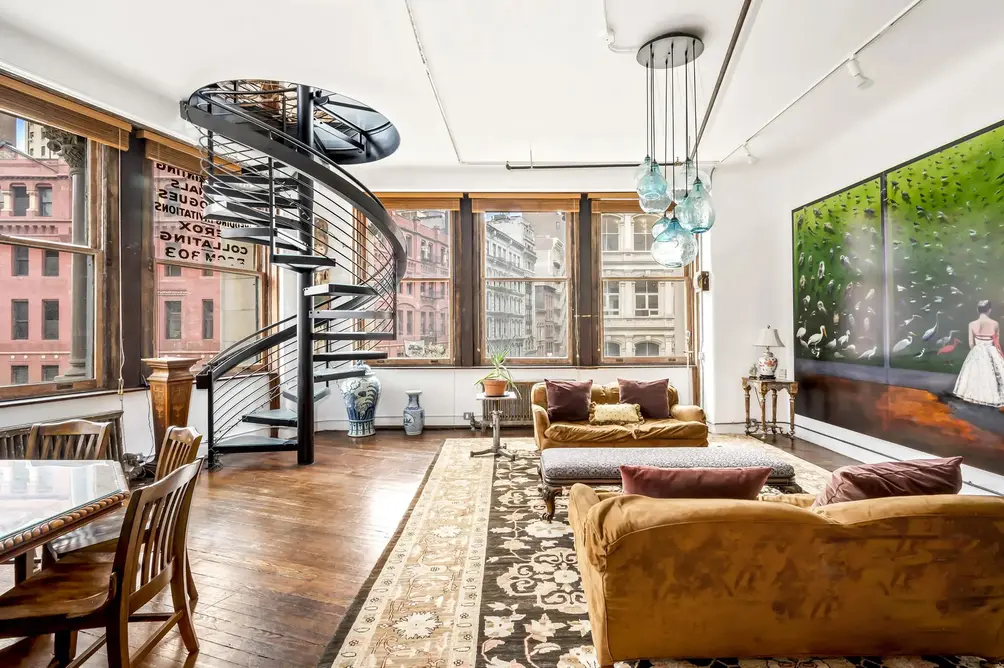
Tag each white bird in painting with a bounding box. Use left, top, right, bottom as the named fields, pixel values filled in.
left=837, top=330, right=850, bottom=347
left=865, top=288, right=876, bottom=300
left=902, top=314, right=920, bottom=327
left=858, top=346, right=877, bottom=359
left=818, top=261, right=825, bottom=280
left=922, top=312, right=942, bottom=342
left=807, top=326, right=827, bottom=347
left=817, top=301, right=828, bottom=315
left=936, top=330, right=959, bottom=347
left=892, top=334, right=915, bottom=354
left=796, top=326, right=806, bottom=340
left=799, top=275, right=806, bottom=289
left=825, top=338, right=837, bottom=350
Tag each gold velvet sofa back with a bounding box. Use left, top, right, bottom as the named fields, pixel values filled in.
left=530, top=381, right=708, bottom=450
left=568, top=485, right=1004, bottom=665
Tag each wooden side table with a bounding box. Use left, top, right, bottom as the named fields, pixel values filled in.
left=742, top=377, right=798, bottom=443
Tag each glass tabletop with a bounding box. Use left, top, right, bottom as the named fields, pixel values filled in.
left=0, top=460, right=129, bottom=546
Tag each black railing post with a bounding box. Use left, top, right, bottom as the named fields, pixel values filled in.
left=206, top=367, right=219, bottom=470
left=296, top=84, right=316, bottom=465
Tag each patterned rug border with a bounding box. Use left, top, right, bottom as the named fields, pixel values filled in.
left=316, top=439, right=447, bottom=668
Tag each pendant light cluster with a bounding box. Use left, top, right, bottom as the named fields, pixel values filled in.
left=634, top=33, right=715, bottom=269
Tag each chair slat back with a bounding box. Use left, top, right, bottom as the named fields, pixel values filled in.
left=154, top=426, right=202, bottom=481
left=114, top=459, right=203, bottom=611
left=26, top=419, right=111, bottom=460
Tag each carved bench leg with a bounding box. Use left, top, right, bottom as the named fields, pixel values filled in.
left=539, top=483, right=559, bottom=521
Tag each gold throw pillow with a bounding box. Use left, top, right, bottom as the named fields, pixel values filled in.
left=589, top=402, right=643, bottom=425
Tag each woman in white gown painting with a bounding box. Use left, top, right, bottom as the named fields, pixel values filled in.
left=953, top=300, right=1004, bottom=408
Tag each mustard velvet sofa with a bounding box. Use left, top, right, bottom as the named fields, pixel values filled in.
left=530, top=382, right=708, bottom=450
left=568, top=484, right=1004, bottom=665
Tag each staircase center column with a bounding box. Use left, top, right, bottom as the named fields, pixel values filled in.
left=296, top=84, right=316, bottom=465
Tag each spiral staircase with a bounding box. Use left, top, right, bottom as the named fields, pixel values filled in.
left=181, top=81, right=405, bottom=468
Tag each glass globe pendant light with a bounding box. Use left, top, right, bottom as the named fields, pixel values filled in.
left=651, top=215, right=698, bottom=268
left=639, top=190, right=672, bottom=215
left=651, top=215, right=670, bottom=239
left=676, top=178, right=715, bottom=233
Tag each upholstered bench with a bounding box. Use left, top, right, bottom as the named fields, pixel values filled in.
left=537, top=446, right=800, bottom=520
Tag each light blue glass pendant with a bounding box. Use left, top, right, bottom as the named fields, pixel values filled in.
left=650, top=215, right=698, bottom=268
left=651, top=215, right=671, bottom=239
left=676, top=179, right=715, bottom=233
left=635, top=162, right=668, bottom=199
left=633, top=156, right=653, bottom=184
left=639, top=191, right=672, bottom=215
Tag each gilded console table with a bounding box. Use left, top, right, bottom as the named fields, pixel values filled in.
left=742, top=377, right=798, bottom=443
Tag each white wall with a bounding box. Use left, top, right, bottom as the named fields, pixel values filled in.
left=313, top=365, right=693, bottom=431
left=706, top=37, right=1004, bottom=493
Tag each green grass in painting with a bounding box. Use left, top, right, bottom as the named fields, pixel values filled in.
left=792, top=179, right=885, bottom=366
left=887, top=124, right=1004, bottom=373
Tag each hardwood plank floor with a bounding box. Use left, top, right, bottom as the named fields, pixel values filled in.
left=2, top=428, right=848, bottom=668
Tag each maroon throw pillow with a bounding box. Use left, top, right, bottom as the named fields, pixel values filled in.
left=813, top=457, right=964, bottom=507
left=618, top=378, right=670, bottom=419
left=545, top=379, right=592, bottom=422
left=620, top=465, right=772, bottom=500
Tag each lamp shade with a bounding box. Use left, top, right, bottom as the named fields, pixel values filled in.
left=754, top=326, right=785, bottom=348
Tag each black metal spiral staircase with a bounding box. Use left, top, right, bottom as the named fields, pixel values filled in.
left=181, top=81, right=405, bottom=468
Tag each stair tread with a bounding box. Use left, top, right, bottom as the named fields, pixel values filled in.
left=314, top=368, right=369, bottom=383
left=214, top=435, right=297, bottom=451
left=312, top=309, right=393, bottom=320
left=313, top=331, right=396, bottom=341
left=208, top=173, right=298, bottom=188
left=273, top=255, right=338, bottom=268
left=205, top=183, right=298, bottom=208
left=314, top=351, right=388, bottom=362
left=204, top=201, right=270, bottom=224
left=242, top=408, right=297, bottom=427
left=282, top=387, right=332, bottom=403
left=303, top=283, right=379, bottom=298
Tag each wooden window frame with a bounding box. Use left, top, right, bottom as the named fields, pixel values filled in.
left=366, top=196, right=461, bottom=367
left=0, top=140, right=112, bottom=401
left=590, top=203, right=696, bottom=368
left=474, top=197, right=577, bottom=366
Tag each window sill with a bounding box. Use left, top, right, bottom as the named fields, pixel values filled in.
left=0, top=385, right=147, bottom=408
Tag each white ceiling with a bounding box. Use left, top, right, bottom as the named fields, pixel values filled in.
left=0, top=0, right=999, bottom=170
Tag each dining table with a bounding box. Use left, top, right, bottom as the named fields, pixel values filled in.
left=0, top=459, right=131, bottom=581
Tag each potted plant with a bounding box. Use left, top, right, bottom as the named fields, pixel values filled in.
left=476, top=346, right=517, bottom=397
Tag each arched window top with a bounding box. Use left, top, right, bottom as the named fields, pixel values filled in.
left=634, top=341, right=660, bottom=357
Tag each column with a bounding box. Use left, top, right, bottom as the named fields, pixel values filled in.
left=28, top=189, right=38, bottom=213
left=46, top=129, right=89, bottom=381
left=143, top=357, right=198, bottom=460
left=2, top=190, right=10, bottom=216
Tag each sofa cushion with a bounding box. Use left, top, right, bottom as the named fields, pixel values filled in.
left=633, top=418, right=707, bottom=441
left=589, top=402, right=643, bottom=425
left=544, top=421, right=634, bottom=443
left=618, top=378, right=671, bottom=418
left=813, top=456, right=964, bottom=507
left=545, top=379, right=592, bottom=422
left=620, top=465, right=773, bottom=500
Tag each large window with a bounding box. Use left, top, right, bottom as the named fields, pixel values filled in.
left=481, top=205, right=571, bottom=361
left=597, top=212, right=689, bottom=363
left=0, top=111, right=97, bottom=394
left=152, top=162, right=263, bottom=370
left=374, top=207, right=453, bottom=362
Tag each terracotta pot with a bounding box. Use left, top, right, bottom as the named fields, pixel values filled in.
left=481, top=378, right=508, bottom=397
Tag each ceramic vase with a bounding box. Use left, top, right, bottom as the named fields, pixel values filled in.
left=403, top=390, right=425, bottom=436
left=337, top=363, right=381, bottom=437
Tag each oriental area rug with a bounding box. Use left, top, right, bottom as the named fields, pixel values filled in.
left=317, top=436, right=979, bottom=668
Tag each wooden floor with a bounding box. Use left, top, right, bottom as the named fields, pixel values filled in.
left=3, top=428, right=850, bottom=668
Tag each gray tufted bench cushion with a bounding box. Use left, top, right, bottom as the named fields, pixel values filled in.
left=537, top=446, right=799, bottom=520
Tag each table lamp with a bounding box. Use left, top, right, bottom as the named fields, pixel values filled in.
left=754, top=326, right=785, bottom=379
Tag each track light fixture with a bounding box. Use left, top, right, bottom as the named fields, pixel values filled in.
left=742, top=143, right=758, bottom=164
left=845, top=55, right=873, bottom=89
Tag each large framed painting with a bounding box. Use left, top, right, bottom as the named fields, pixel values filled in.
left=792, top=122, right=1004, bottom=476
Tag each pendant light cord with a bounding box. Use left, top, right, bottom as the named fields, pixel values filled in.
left=663, top=54, right=669, bottom=179
left=644, top=52, right=649, bottom=158
left=684, top=43, right=690, bottom=196
left=692, top=37, right=699, bottom=179
left=670, top=43, right=676, bottom=197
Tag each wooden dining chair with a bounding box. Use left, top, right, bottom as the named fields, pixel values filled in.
left=47, top=426, right=203, bottom=601
left=26, top=419, right=112, bottom=460
left=0, top=459, right=203, bottom=668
